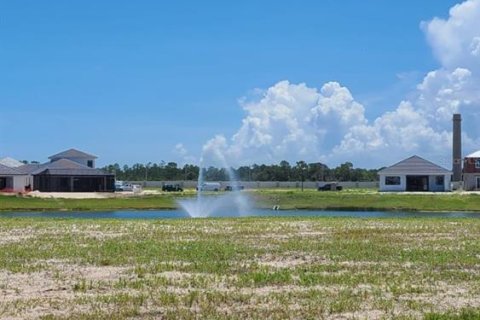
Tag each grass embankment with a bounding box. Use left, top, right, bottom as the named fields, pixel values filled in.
left=0, top=217, right=479, bottom=319
left=253, top=189, right=480, bottom=212
left=0, top=194, right=177, bottom=211
left=2, top=189, right=480, bottom=212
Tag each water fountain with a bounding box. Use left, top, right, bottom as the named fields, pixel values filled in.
left=177, top=150, right=252, bottom=218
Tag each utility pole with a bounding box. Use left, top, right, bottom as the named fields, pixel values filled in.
left=296, top=161, right=308, bottom=192
left=144, top=163, right=150, bottom=187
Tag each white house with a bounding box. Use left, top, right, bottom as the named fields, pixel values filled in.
left=1, top=149, right=114, bottom=193
left=0, top=164, right=30, bottom=192
left=378, top=155, right=452, bottom=192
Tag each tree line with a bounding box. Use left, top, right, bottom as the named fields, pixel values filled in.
left=103, top=161, right=380, bottom=182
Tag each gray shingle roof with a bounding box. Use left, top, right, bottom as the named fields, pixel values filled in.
left=378, top=155, right=451, bottom=175
left=40, top=169, right=113, bottom=176
left=16, top=159, right=111, bottom=176
left=16, top=164, right=43, bottom=174
left=31, top=159, right=111, bottom=176
left=0, top=164, right=24, bottom=175
left=48, top=149, right=97, bottom=160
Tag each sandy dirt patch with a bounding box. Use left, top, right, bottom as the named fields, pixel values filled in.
left=24, top=190, right=159, bottom=199
left=0, top=228, right=36, bottom=245
left=0, top=263, right=131, bottom=301
left=26, top=191, right=115, bottom=199
left=257, top=253, right=330, bottom=268
left=0, top=262, right=133, bottom=319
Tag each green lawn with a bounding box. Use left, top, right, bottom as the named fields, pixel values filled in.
left=0, top=217, right=479, bottom=319
left=0, top=194, right=177, bottom=211
left=3, top=189, right=480, bottom=212
left=252, top=189, right=480, bottom=212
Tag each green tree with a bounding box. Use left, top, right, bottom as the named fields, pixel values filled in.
left=277, top=160, right=291, bottom=181
left=295, top=161, right=308, bottom=191
left=335, top=162, right=353, bottom=181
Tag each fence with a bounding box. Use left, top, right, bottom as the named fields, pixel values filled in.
left=128, top=180, right=378, bottom=189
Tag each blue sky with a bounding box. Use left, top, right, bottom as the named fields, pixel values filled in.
left=2, top=0, right=478, bottom=168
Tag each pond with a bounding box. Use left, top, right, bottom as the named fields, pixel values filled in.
left=0, top=209, right=479, bottom=219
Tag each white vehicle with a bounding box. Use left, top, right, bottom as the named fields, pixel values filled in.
left=196, top=182, right=221, bottom=192
left=132, top=184, right=142, bottom=193
left=115, top=181, right=135, bottom=192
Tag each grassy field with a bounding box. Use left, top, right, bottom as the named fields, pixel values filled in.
left=252, top=189, right=480, bottom=212
left=3, top=189, right=480, bottom=212
left=0, top=194, right=177, bottom=211
left=0, top=217, right=479, bottom=319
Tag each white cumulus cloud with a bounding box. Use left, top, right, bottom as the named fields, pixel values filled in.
left=189, top=0, right=480, bottom=168
left=421, top=0, right=480, bottom=70
left=221, top=81, right=368, bottom=165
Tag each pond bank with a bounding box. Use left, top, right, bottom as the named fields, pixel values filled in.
left=2, top=190, right=480, bottom=212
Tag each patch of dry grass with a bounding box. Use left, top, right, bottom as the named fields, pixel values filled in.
left=0, top=217, right=479, bottom=319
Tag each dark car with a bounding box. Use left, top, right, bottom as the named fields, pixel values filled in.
left=162, top=184, right=183, bottom=192
left=224, top=185, right=245, bottom=191
left=318, top=183, right=343, bottom=191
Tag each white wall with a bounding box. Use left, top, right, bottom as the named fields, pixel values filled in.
left=129, top=180, right=379, bottom=189
left=428, top=174, right=452, bottom=192
left=428, top=174, right=451, bottom=192
left=379, top=174, right=406, bottom=192
left=379, top=174, right=451, bottom=192
left=444, top=174, right=452, bottom=191
left=12, top=175, right=29, bottom=192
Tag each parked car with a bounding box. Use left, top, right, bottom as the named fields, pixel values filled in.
left=224, top=185, right=244, bottom=191
left=115, top=181, right=133, bottom=192
left=115, top=181, right=141, bottom=192
left=318, top=183, right=343, bottom=191
left=196, top=182, right=221, bottom=192
left=162, top=184, right=183, bottom=192
left=114, top=181, right=124, bottom=191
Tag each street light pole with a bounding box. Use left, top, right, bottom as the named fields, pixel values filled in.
left=144, top=163, right=150, bottom=187
left=301, top=170, right=305, bottom=192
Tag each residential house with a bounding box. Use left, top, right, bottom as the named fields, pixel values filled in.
left=0, top=164, right=30, bottom=192
left=463, top=151, right=480, bottom=191
left=378, top=155, right=452, bottom=192
left=1, top=149, right=115, bottom=193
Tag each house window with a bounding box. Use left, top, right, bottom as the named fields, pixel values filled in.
left=87, top=160, right=93, bottom=168
left=385, top=176, right=401, bottom=185
left=475, top=159, right=480, bottom=169
left=435, top=176, right=444, bottom=186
